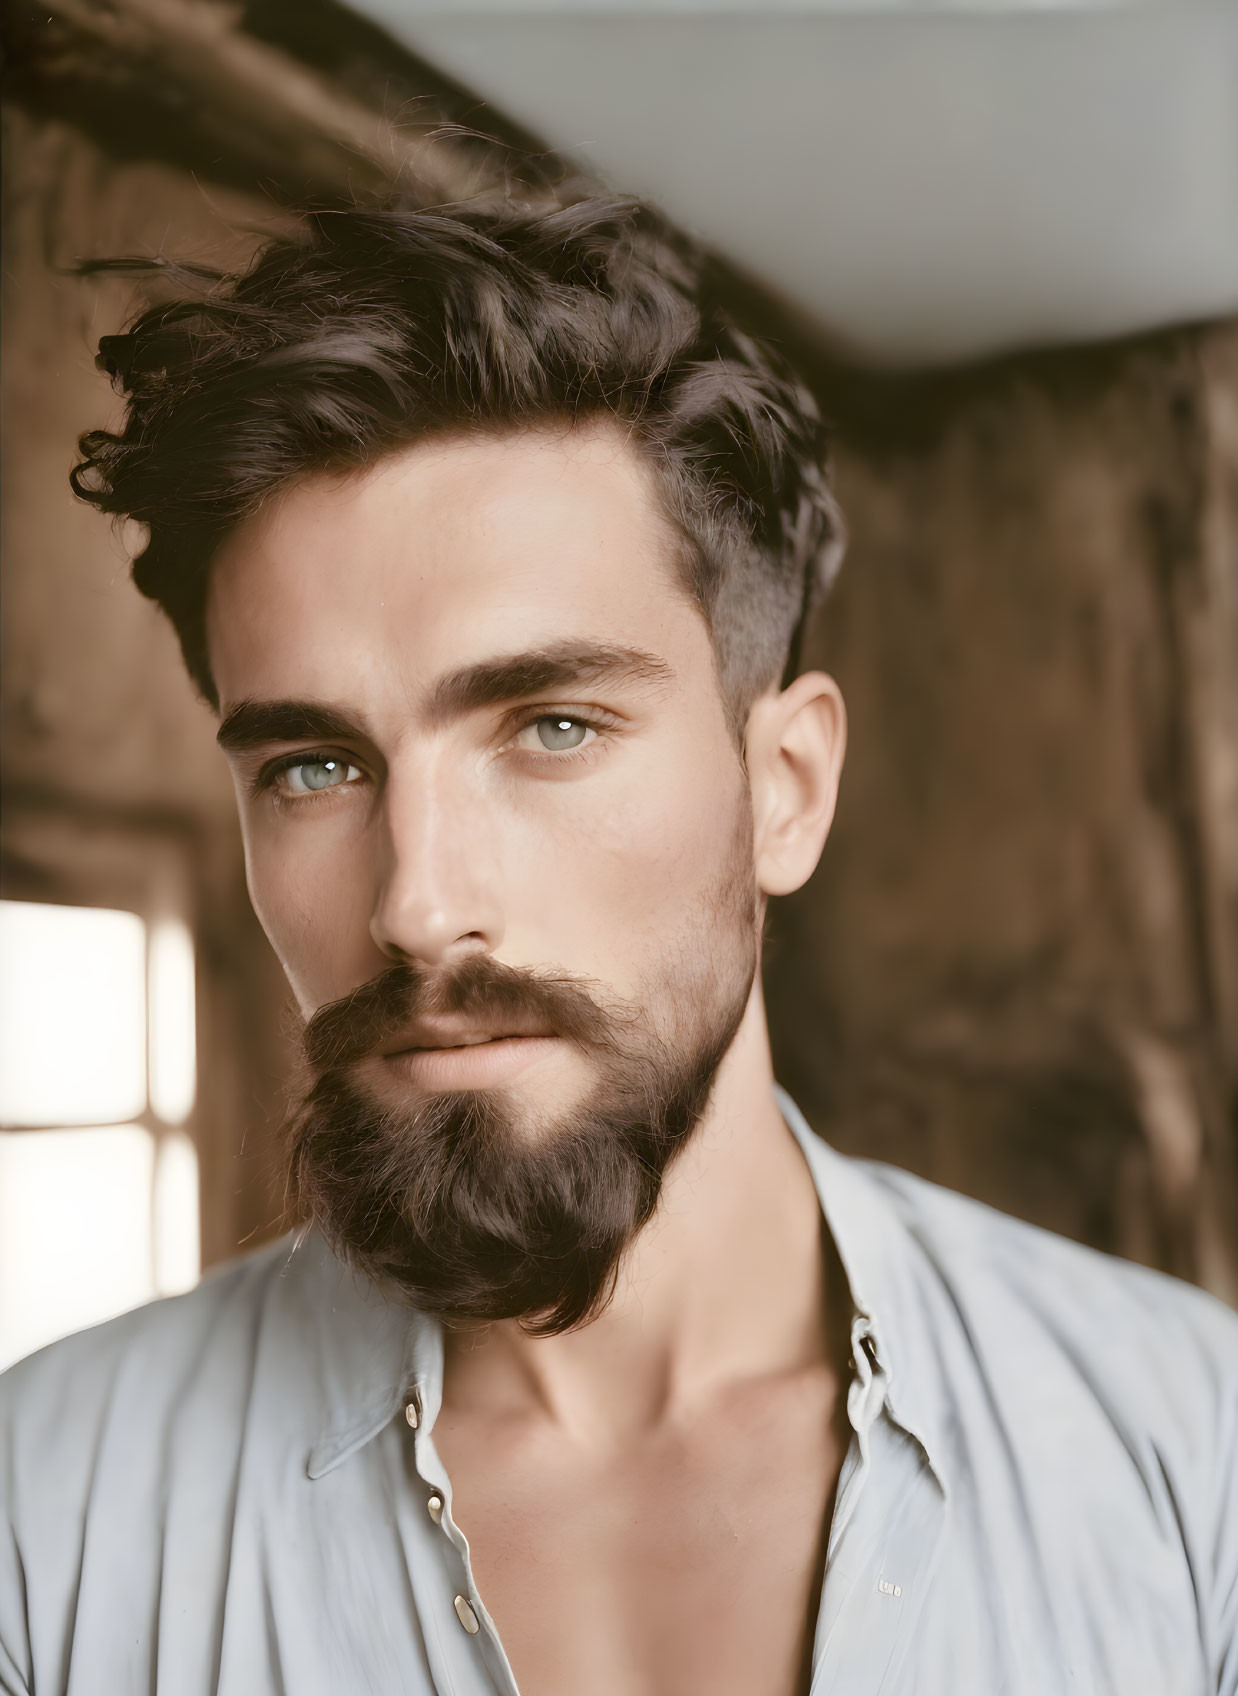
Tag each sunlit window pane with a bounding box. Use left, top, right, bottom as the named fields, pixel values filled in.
left=0, top=1125, right=156, bottom=1370
left=149, top=918, right=196, bottom=1126
left=0, top=902, right=147, bottom=1128
left=154, top=1129, right=200, bottom=1296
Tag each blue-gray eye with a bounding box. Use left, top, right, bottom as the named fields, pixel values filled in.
left=536, top=717, right=588, bottom=751
left=282, top=759, right=360, bottom=795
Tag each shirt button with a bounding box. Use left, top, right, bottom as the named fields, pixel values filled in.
left=453, top=1594, right=481, bottom=1635
left=404, top=1395, right=421, bottom=1430
left=427, top=1493, right=444, bottom=1524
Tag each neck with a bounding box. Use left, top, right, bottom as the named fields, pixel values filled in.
left=441, top=986, right=831, bottom=1445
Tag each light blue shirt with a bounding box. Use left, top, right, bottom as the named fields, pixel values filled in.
left=2, top=1092, right=1236, bottom=1695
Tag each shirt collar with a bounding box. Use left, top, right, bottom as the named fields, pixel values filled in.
left=289, top=1226, right=433, bottom=1480
left=775, top=1088, right=950, bottom=1485
left=301, top=1089, right=950, bottom=1486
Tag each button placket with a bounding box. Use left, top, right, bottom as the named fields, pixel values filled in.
left=398, top=1385, right=498, bottom=1667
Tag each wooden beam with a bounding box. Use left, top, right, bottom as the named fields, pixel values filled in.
left=1, top=0, right=540, bottom=209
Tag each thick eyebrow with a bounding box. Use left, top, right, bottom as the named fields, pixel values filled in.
left=425, top=642, right=674, bottom=725
left=216, top=644, right=674, bottom=754
left=216, top=699, right=364, bottom=754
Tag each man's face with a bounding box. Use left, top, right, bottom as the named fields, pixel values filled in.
left=207, top=424, right=762, bottom=1327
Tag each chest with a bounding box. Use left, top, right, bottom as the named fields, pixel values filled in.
left=435, top=1378, right=843, bottom=1696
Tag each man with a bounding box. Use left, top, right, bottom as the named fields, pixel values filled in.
left=1, top=195, right=1235, bottom=1696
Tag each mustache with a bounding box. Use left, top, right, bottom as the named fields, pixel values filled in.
left=302, top=953, right=620, bottom=1073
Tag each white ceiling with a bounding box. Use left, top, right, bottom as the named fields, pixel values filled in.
left=350, top=2, right=1238, bottom=365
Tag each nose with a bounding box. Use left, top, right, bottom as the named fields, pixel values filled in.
left=368, top=758, right=504, bottom=970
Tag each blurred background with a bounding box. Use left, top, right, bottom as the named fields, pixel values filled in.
left=2, top=0, right=1237, bottom=1369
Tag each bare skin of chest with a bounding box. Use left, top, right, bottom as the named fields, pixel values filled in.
left=435, top=1369, right=842, bottom=1696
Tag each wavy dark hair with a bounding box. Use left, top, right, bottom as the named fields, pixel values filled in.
left=71, top=193, right=845, bottom=718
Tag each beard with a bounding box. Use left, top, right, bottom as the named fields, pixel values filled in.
left=284, top=808, right=759, bottom=1336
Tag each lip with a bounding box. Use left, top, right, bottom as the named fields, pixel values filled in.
left=378, top=1015, right=555, bottom=1055
left=381, top=1034, right=563, bottom=1091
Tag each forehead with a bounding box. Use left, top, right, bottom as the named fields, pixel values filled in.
left=205, top=423, right=708, bottom=713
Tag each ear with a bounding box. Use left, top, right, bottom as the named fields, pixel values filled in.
left=744, top=671, right=847, bottom=897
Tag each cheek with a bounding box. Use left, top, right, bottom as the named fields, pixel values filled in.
left=239, top=812, right=379, bottom=1013
left=505, top=742, right=749, bottom=964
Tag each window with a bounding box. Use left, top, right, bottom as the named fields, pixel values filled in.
left=0, top=899, right=201, bottom=1370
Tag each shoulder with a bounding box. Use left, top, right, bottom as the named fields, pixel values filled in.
left=863, top=1155, right=1238, bottom=1387
left=0, top=1236, right=312, bottom=1694
left=856, top=1159, right=1238, bottom=1682
left=0, top=1234, right=302, bottom=1483
left=862, top=1158, right=1237, bottom=1563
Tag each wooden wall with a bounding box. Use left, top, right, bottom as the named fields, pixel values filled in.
left=769, top=331, right=1238, bottom=1299
left=1, top=108, right=295, bottom=1266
